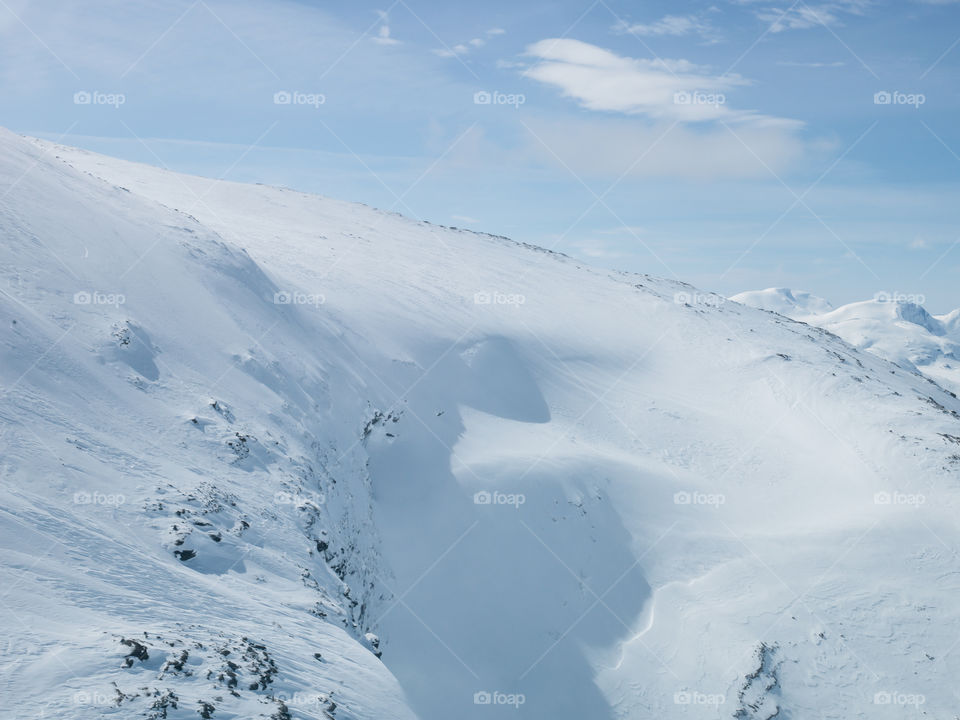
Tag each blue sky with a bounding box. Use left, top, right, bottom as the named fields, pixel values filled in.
left=2, top=0, right=959, bottom=310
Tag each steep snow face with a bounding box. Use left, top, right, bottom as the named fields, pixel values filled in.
left=4, top=130, right=960, bottom=720
left=733, top=289, right=960, bottom=394
left=0, top=129, right=414, bottom=719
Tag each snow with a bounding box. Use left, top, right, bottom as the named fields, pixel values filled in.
left=3, top=128, right=960, bottom=719
left=732, top=287, right=960, bottom=394
left=731, top=287, right=835, bottom=317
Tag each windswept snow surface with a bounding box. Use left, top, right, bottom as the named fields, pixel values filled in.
left=2, top=130, right=960, bottom=719
left=733, top=287, right=960, bottom=395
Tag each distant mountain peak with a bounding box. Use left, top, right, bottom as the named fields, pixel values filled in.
left=733, top=287, right=960, bottom=392
left=730, top=287, right=834, bottom=317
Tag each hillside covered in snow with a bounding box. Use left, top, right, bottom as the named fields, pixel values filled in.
left=2, top=129, right=960, bottom=719
left=733, top=287, right=960, bottom=395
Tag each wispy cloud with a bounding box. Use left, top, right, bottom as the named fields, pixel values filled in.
left=521, top=38, right=796, bottom=125
left=737, top=0, right=870, bottom=32
left=433, top=27, right=505, bottom=58
left=613, top=14, right=721, bottom=43
left=372, top=10, right=400, bottom=45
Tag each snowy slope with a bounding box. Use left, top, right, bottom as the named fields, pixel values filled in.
left=733, top=288, right=960, bottom=395
left=0, top=129, right=412, bottom=720
left=730, top=287, right=835, bottom=317
left=4, top=130, right=960, bottom=719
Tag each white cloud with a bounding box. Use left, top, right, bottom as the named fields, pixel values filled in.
left=434, top=26, right=505, bottom=59
left=738, top=0, right=869, bottom=32
left=613, top=14, right=720, bottom=42
left=521, top=38, right=797, bottom=125
left=433, top=43, right=469, bottom=57
left=373, top=23, right=400, bottom=45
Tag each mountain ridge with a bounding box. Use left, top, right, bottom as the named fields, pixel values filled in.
left=733, top=286, right=960, bottom=394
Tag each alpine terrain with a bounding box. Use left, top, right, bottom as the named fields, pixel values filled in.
left=2, top=128, right=959, bottom=719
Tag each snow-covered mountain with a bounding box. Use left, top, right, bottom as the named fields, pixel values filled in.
left=3, top=129, right=960, bottom=719
left=733, top=287, right=960, bottom=395
left=730, top=287, right=836, bottom=318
